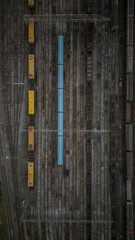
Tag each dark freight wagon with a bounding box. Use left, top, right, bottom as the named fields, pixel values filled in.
left=113, top=0, right=118, bottom=28
left=126, top=102, right=132, bottom=123
left=126, top=124, right=133, bottom=152
left=127, top=202, right=134, bottom=231
left=127, top=74, right=133, bottom=101
left=87, top=23, right=94, bottom=53
left=127, top=46, right=133, bottom=73
left=126, top=179, right=133, bottom=201
left=127, top=152, right=133, bottom=179
left=127, top=18, right=133, bottom=45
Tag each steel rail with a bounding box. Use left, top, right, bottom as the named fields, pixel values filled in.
left=24, top=14, right=110, bottom=22
left=22, top=219, right=113, bottom=223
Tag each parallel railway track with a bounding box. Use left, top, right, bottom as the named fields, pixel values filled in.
left=0, top=1, right=127, bottom=239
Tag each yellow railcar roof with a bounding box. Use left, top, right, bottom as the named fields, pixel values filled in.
left=28, top=0, right=34, bottom=7
left=28, top=21, right=34, bottom=43
left=28, top=91, right=34, bottom=115
left=28, top=162, right=34, bottom=187
left=28, top=54, right=34, bottom=79
left=28, top=126, right=34, bottom=150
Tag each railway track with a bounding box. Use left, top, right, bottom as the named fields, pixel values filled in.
left=45, top=0, right=51, bottom=238
left=0, top=0, right=27, bottom=239
left=63, top=23, right=71, bottom=240
left=72, top=23, right=78, bottom=240
left=0, top=1, right=127, bottom=239
left=110, top=21, right=122, bottom=240
left=36, top=3, right=42, bottom=238
left=79, top=22, right=87, bottom=240
left=0, top=95, right=14, bottom=240
left=50, top=11, right=57, bottom=240
left=109, top=0, right=126, bottom=239
left=0, top=158, right=13, bottom=240
left=69, top=29, right=74, bottom=240
left=91, top=0, right=112, bottom=239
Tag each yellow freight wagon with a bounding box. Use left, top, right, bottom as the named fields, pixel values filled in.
left=28, top=126, right=34, bottom=150
left=28, top=162, right=34, bottom=187
left=28, top=20, right=34, bottom=43
left=28, top=0, right=34, bottom=7
left=28, top=91, right=34, bottom=114
left=28, top=54, right=34, bottom=79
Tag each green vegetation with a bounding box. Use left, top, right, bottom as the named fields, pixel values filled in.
left=0, top=182, right=8, bottom=239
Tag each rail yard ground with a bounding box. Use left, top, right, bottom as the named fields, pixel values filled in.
left=0, top=0, right=131, bottom=240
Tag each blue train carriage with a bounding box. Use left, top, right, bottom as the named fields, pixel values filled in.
left=58, top=36, right=64, bottom=65
left=58, top=89, right=63, bottom=112
left=58, top=65, right=64, bottom=89
left=57, top=135, right=63, bottom=165
left=57, top=35, right=64, bottom=165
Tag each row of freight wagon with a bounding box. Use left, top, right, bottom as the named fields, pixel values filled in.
left=27, top=4, right=65, bottom=173
left=126, top=0, right=134, bottom=239
left=127, top=0, right=134, bottom=73
left=27, top=0, right=35, bottom=187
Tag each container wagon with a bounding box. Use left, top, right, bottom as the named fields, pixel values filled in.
left=127, top=74, right=133, bottom=101
left=28, top=54, right=34, bottom=79
left=127, top=202, right=133, bottom=231
left=127, top=18, right=133, bottom=45
left=127, top=46, right=133, bottom=73
left=28, top=20, right=34, bottom=44
left=126, top=124, right=133, bottom=151
left=28, top=0, right=34, bottom=7
left=128, top=0, right=134, bottom=17
left=87, top=23, right=94, bottom=53
left=126, top=102, right=132, bottom=123
left=28, top=162, right=34, bottom=187
left=127, top=152, right=133, bottom=179
left=28, top=126, right=34, bottom=150
left=127, top=179, right=133, bottom=201
left=28, top=91, right=34, bottom=115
